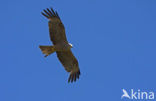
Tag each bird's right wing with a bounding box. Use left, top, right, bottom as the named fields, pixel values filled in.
left=41, top=8, right=68, bottom=45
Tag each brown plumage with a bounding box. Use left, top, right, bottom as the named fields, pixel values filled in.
left=39, top=8, right=80, bottom=83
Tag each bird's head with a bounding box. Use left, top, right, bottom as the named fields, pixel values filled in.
left=69, top=43, right=73, bottom=48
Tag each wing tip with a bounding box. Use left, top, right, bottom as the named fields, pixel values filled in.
left=68, top=70, right=81, bottom=83
left=41, top=7, right=60, bottom=19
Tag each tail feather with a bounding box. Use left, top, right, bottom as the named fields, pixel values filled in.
left=39, top=45, right=56, bottom=57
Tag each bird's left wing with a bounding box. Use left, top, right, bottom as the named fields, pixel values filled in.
left=56, top=50, right=80, bottom=83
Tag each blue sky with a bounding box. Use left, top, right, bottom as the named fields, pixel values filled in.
left=0, top=0, right=156, bottom=101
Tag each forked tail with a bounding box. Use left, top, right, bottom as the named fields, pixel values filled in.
left=39, top=45, right=56, bottom=57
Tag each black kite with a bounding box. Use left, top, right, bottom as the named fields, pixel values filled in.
left=39, top=8, right=80, bottom=83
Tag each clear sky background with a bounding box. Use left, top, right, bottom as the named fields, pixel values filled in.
left=0, top=0, right=156, bottom=101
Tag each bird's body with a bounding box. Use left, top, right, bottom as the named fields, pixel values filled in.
left=39, top=8, right=80, bottom=83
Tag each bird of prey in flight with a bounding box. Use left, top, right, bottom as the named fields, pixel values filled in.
left=39, top=8, right=80, bottom=83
